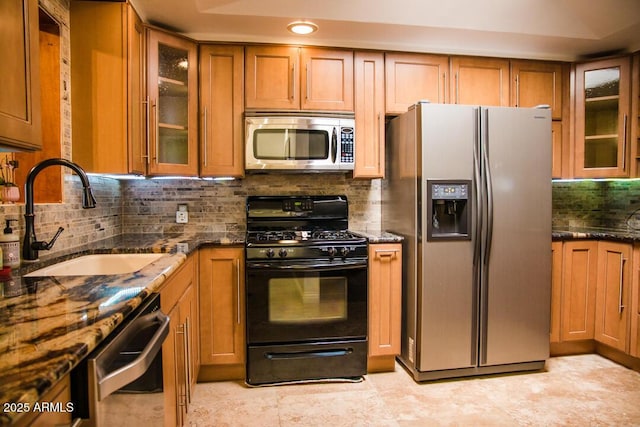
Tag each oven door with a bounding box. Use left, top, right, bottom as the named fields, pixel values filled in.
left=246, top=259, right=367, bottom=345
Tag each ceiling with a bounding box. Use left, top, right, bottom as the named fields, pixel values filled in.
left=129, top=0, right=640, bottom=61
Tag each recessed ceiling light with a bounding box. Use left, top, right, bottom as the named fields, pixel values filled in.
left=287, top=21, right=318, bottom=35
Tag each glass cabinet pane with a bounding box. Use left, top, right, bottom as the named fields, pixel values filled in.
left=582, top=66, right=621, bottom=169
left=157, top=43, right=190, bottom=165
left=584, top=68, right=620, bottom=98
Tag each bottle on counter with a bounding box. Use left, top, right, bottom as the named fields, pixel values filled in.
left=0, top=219, right=20, bottom=268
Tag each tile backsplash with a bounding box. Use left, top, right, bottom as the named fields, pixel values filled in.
left=552, top=180, right=640, bottom=231
left=121, top=174, right=382, bottom=234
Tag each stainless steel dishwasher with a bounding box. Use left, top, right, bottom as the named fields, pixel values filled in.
left=70, top=293, right=169, bottom=427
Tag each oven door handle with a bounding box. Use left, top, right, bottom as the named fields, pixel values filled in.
left=247, top=260, right=367, bottom=270
left=91, top=310, right=170, bottom=400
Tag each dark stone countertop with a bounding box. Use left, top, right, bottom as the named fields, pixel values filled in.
left=0, top=232, right=243, bottom=426
left=552, top=227, right=640, bottom=243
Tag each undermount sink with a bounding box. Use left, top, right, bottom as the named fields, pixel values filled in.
left=24, top=253, right=166, bottom=277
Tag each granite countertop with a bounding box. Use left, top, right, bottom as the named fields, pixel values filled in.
left=0, top=232, right=243, bottom=426
left=552, top=227, right=640, bottom=243
left=351, top=230, right=404, bottom=243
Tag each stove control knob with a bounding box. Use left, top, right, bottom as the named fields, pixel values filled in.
left=265, top=248, right=275, bottom=258
left=340, top=247, right=350, bottom=257
left=327, top=247, right=337, bottom=257
left=278, top=248, right=288, bottom=258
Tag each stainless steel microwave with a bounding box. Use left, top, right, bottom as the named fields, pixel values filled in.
left=245, top=114, right=355, bottom=172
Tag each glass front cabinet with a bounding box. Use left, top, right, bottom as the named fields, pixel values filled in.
left=147, top=29, right=198, bottom=176
left=575, top=57, right=631, bottom=178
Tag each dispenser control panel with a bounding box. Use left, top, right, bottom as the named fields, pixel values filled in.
left=431, top=183, right=468, bottom=200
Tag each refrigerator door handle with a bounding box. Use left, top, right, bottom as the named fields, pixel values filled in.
left=482, top=109, right=494, bottom=267
left=471, top=108, right=482, bottom=365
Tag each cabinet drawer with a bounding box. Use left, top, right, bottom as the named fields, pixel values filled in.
left=161, top=256, right=194, bottom=313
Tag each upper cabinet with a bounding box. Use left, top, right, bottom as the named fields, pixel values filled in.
left=199, top=44, right=244, bottom=178
left=384, top=52, right=448, bottom=114
left=450, top=56, right=510, bottom=106
left=245, top=45, right=354, bottom=111
left=510, top=60, right=563, bottom=120
left=574, top=57, right=631, bottom=178
left=147, top=29, right=198, bottom=176
left=0, top=0, right=41, bottom=151
left=71, top=1, right=145, bottom=174
left=354, top=51, right=385, bottom=178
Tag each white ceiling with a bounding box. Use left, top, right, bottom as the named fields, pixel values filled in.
left=129, top=0, right=640, bottom=61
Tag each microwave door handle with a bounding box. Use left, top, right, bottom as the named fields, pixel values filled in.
left=331, top=127, right=338, bottom=163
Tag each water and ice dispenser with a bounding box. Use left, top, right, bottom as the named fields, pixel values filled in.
left=426, top=180, right=471, bottom=241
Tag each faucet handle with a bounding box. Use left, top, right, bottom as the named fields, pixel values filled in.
left=32, top=227, right=65, bottom=251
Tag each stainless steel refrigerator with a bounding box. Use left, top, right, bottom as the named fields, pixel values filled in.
left=382, top=102, right=551, bottom=381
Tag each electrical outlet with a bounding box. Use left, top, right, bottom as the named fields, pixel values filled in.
left=176, top=211, right=188, bottom=223
left=176, top=204, right=189, bottom=223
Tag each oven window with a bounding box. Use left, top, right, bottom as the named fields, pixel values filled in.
left=268, top=277, right=347, bottom=323
left=253, top=129, right=329, bottom=160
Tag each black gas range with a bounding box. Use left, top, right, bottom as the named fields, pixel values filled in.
left=245, top=195, right=369, bottom=385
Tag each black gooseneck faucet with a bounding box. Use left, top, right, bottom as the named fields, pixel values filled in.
left=23, top=158, right=97, bottom=261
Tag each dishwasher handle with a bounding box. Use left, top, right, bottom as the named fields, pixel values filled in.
left=93, top=310, right=170, bottom=400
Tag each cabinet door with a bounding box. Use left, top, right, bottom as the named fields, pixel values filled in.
left=368, top=244, right=402, bottom=357
left=574, top=57, right=631, bottom=178
left=595, top=241, right=631, bottom=351
left=162, top=304, right=181, bottom=427
left=147, top=29, right=198, bottom=176
left=561, top=241, right=598, bottom=341
left=450, top=56, right=510, bottom=106
left=631, top=243, right=640, bottom=357
left=552, top=121, right=563, bottom=179
left=127, top=8, right=147, bottom=175
left=300, top=47, right=353, bottom=111
left=0, top=0, right=41, bottom=150
left=245, top=45, right=299, bottom=110
left=385, top=52, right=448, bottom=114
left=354, top=51, right=385, bottom=178
left=199, top=45, right=244, bottom=177
left=199, top=247, right=245, bottom=365
left=511, top=60, right=563, bottom=119
left=71, top=2, right=145, bottom=174
left=550, top=242, right=563, bottom=343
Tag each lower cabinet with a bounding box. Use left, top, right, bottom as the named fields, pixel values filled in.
left=13, top=374, right=72, bottom=427
left=554, top=239, right=637, bottom=359
left=595, top=241, right=631, bottom=351
left=559, top=240, right=598, bottom=341
left=632, top=244, right=640, bottom=358
left=367, top=243, right=402, bottom=372
left=198, top=247, right=246, bottom=380
left=160, top=255, right=198, bottom=427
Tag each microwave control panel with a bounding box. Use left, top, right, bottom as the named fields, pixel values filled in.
left=340, top=127, right=354, bottom=164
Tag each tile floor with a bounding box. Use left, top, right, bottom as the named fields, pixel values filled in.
left=187, top=355, right=640, bottom=426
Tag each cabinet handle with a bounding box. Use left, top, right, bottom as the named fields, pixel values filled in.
left=175, top=325, right=187, bottom=408
left=203, top=106, right=208, bottom=167
left=235, top=259, right=241, bottom=325
left=142, top=97, right=150, bottom=164
left=622, top=114, right=628, bottom=171
left=183, top=318, right=191, bottom=405
left=152, top=99, right=158, bottom=162
left=442, top=73, right=446, bottom=102
left=515, top=74, right=520, bottom=107
left=619, top=257, right=626, bottom=314
left=455, top=73, right=459, bottom=104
